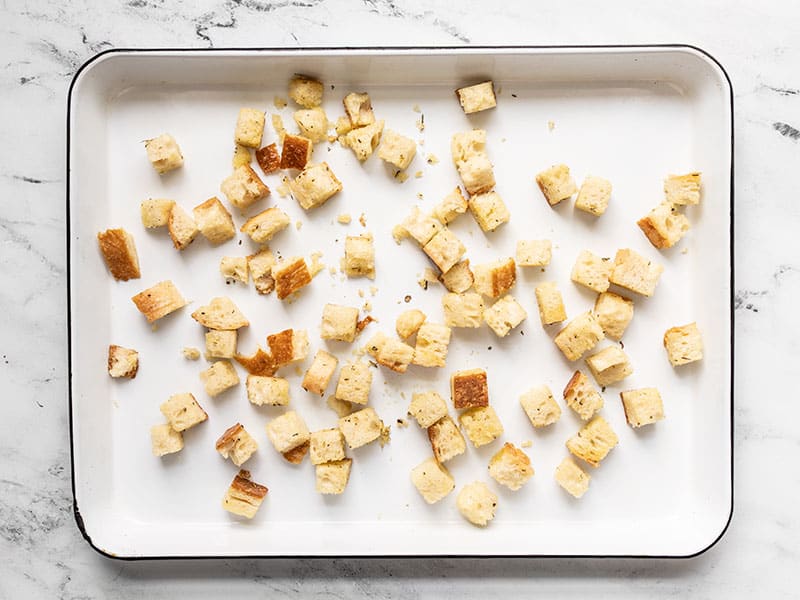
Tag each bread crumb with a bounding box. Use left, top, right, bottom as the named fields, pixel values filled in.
left=681, top=247, right=689, bottom=255
left=338, top=213, right=352, bottom=224
left=379, top=424, right=392, bottom=447
left=396, top=418, right=408, bottom=428
left=272, top=114, right=286, bottom=142
left=309, top=251, right=325, bottom=277
left=274, top=96, right=288, bottom=109
left=395, top=171, right=410, bottom=183
left=363, top=301, right=373, bottom=312
left=416, top=115, right=425, bottom=132
left=520, top=440, right=533, bottom=448
left=358, top=289, right=365, bottom=298
left=426, top=154, right=439, bottom=165
left=295, top=221, right=303, bottom=231
left=182, top=347, right=201, bottom=360
left=359, top=213, right=367, bottom=227
left=415, top=171, right=424, bottom=179
left=369, top=286, right=378, bottom=296
left=416, top=192, right=424, bottom=200
left=328, top=265, right=338, bottom=275
left=277, top=176, right=290, bottom=198
left=548, top=120, right=555, bottom=131
left=412, top=104, right=421, bottom=113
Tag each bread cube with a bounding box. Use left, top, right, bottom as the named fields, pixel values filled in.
left=473, top=257, right=516, bottom=298
left=131, top=280, right=187, bottom=323
left=308, top=429, right=346, bottom=466
left=335, top=362, right=372, bottom=405
left=375, top=337, right=415, bottom=373
left=302, top=350, right=338, bottom=396
left=433, top=187, right=468, bottom=225
left=246, top=375, right=290, bottom=406
left=144, top=133, right=183, bottom=174
left=484, top=295, right=527, bottom=337
left=220, top=165, right=270, bottom=211
left=140, top=198, right=175, bottom=228
left=638, top=202, right=691, bottom=249
left=267, top=328, right=309, bottom=365
left=234, top=346, right=277, bottom=377
left=344, top=120, right=384, bottom=161
left=408, top=391, right=448, bottom=429
left=206, top=329, right=237, bottom=359
left=192, top=297, right=249, bottom=330
left=663, top=322, right=703, bottom=366
left=107, top=344, right=139, bottom=378
left=216, top=423, right=258, bottom=466
left=396, top=309, right=426, bottom=339
left=575, top=175, right=612, bottom=216
left=621, top=387, right=665, bottom=428
left=412, top=322, right=452, bottom=367
left=516, top=240, right=552, bottom=267
left=220, top=256, right=248, bottom=284
left=266, top=411, right=310, bottom=453
left=594, top=292, right=634, bottom=340
left=167, top=204, right=199, bottom=251
left=339, top=407, right=383, bottom=449
left=200, top=360, right=240, bottom=397
left=222, top=470, right=268, bottom=518
left=160, top=392, right=208, bottom=431
left=440, top=260, right=474, bottom=294
left=536, top=164, right=577, bottom=206
left=442, top=292, right=484, bottom=329
left=520, top=385, right=561, bottom=428
left=422, top=228, right=466, bottom=274
left=571, top=250, right=613, bottom=293
left=399, top=207, right=442, bottom=246
left=468, top=191, right=510, bottom=232
left=664, top=172, right=701, bottom=205
left=97, top=228, right=140, bottom=281
left=232, top=143, right=252, bottom=168
left=586, top=346, right=632, bottom=386
left=456, top=481, right=497, bottom=527
left=344, top=234, right=375, bottom=279
left=534, top=281, right=567, bottom=326
left=321, top=303, right=359, bottom=342
left=459, top=406, right=504, bottom=447
left=489, top=443, right=534, bottom=490
left=294, top=107, right=329, bottom=143
left=234, top=108, right=265, bottom=148
left=193, top=197, right=236, bottom=245
left=151, top=423, right=183, bottom=457
left=555, top=456, right=590, bottom=498
left=563, top=370, right=604, bottom=420
left=378, top=129, right=417, bottom=170
left=554, top=311, right=604, bottom=361
left=279, top=134, right=313, bottom=170
left=451, top=368, right=488, bottom=409
left=566, top=416, right=619, bottom=467
left=427, top=416, right=466, bottom=463
left=248, top=248, right=276, bottom=295
left=240, top=207, right=290, bottom=244
left=456, top=81, right=497, bottom=114
left=610, top=248, right=664, bottom=297
left=283, top=440, right=311, bottom=464
left=451, top=130, right=495, bottom=195
left=289, top=75, right=323, bottom=108
left=316, top=459, right=352, bottom=495
left=343, top=92, right=375, bottom=127
left=255, top=143, right=281, bottom=175
left=411, top=457, right=455, bottom=504
left=334, top=116, right=353, bottom=136
left=272, top=257, right=312, bottom=300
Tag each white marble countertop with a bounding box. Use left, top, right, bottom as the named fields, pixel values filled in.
left=1, top=0, right=798, bottom=597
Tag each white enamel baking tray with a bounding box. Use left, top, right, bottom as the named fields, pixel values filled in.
left=67, top=47, right=733, bottom=559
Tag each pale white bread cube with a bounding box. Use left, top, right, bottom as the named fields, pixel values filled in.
left=266, top=328, right=309, bottom=366
left=302, top=350, right=338, bottom=396
left=427, top=416, right=466, bottom=463
left=520, top=385, right=561, bottom=428
left=378, top=129, right=417, bottom=170
left=339, top=407, right=384, bottom=449
left=316, top=459, right=352, bottom=495
left=344, top=234, right=375, bottom=279
left=664, top=172, right=701, bottom=205
left=433, top=187, right=468, bottom=225
left=456, top=81, right=497, bottom=114
left=555, top=456, right=590, bottom=498
left=440, top=260, right=474, bottom=293
left=289, top=75, right=323, bottom=108
left=234, top=108, right=265, bottom=148
left=451, top=368, right=489, bottom=409
left=280, top=134, right=313, bottom=170
left=637, top=202, right=691, bottom=249
left=272, top=257, right=312, bottom=300
left=206, top=329, right=237, bottom=359
left=216, top=423, right=258, bottom=466
left=621, top=387, right=665, bottom=428
left=571, top=250, right=613, bottom=293
left=309, top=428, right=346, bottom=465
left=575, top=175, right=612, bottom=216
left=240, top=207, right=290, bottom=244
left=335, top=362, right=372, bottom=405
left=516, top=240, right=552, bottom=267
left=488, top=443, right=534, bottom=491
left=167, top=204, right=199, bottom=251
left=459, top=406, right=504, bottom=448
left=343, top=120, right=384, bottom=161
left=468, top=191, right=510, bottom=232
left=456, top=481, right=498, bottom=527
left=343, top=92, right=375, bottom=127
left=396, top=309, right=426, bottom=339
left=451, top=130, right=495, bottom=195
left=663, top=322, right=703, bottom=366
left=266, top=411, right=310, bottom=453
left=140, top=198, right=175, bottom=228
left=321, top=303, right=359, bottom=342
left=566, top=416, right=619, bottom=468
left=222, top=470, right=268, bottom=518
left=193, top=197, right=235, bottom=245
left=200, top=360, right=240, bottom=397
left=293, top=107, right=329, bottom=143
left=246, top=375, right=290, bottom=406
left=536, top=164, right=577, bottom=206
left=107, top=345, right=138, bottom=379
left=192, top=297, right=249, bottom=330
left=534, top=281, right=567, bottom=326
left=554, top=311, right=605, bottom=361
left=412, top=322, right=452, bottom=367
left=586, top=346, right=633, bottom=386
left=375, top=336, right=415, bottom=373
left=160, top=392, right=208, bottom=432
left=400, top=206, right=443, bottom=246
left=610, top=248, right=664, bottom=297
left=563, top=370, right=604, bottom=420
left=131, top=280, right=187, bottom=323
left=443, top=292, right=484, bottom=328
left=145, top=133, right=183, bottom=174
left=220, top=164, right=270, bottom=211
left=150, top=423, right=183, bottom=457
left=408, top=391, right=448, bottom=429
left=594, top=292, right=634, bottom=340
left=220, top=256, right=249, bottom=284
left=473, top=257, right=516, bottom=299
left=422, top=228, right=466, bottom=274
left=411, top=457, right=455, bottom=504
left=484, top=294, right=527, bottom=337
left=248, top=248, right=276, bottom=295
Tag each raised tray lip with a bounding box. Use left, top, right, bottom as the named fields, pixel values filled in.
left=66, top=44, right=734, bottom=561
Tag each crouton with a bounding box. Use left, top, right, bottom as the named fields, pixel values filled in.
left=571, top=250, right=613, bottom=293
left=428, top=416, right=466, bottom=463
left=554, top=311, right=604, bottom=361
left=378, top=129, right=417, bottom=170
left=222, top=470, right=268, bottom=519
left=442, top=292, right=485, bottom=328
left=423, top=228, right=466, bottom=274
left=265, top=411, right=310, bottom=453
left=343, top=92, right=375, bottom=127
left=150, top=423, right=183, bottom=456
left=107, top=345, right=139, bottom=378
left=468, top=191, right=510, bottom=232
left=193, top=197, right=236, bottom=245
left=459, top=406, right=504, bottom=447
left=220, top=165, right=270, bottom=211
left=440, top=260, right=474, bottom=294
left=610, top=248, right=664, bottom=297
left=166, top=204, right=199, bottom=251
left=586, top=346, right=632, bottom=386
left=638, top=202, right=691, bottom=249
left=563, top=370, right=604, bottom=420
left=255, top=143, right=281, bottom=175
left=280, top=134, right=313, bottom=170
left=321, top=303, right=360, bottom=342
left=516, top=240, right=552, bottom=267
left=220, top=256, right=248, bottom=284
left=206, top=329, right=237, bottom=359
left=412, top=322, right=452, bottom=367
left=200, top=360, right=240, bottom=397
left=396, top=309, right=426, bottom=339
left=239, top=207, right=290, bottom=244
left=160, top=392, right=207, bottom=431
left=456, top=481, right=497, bottom=526
left=283, top=442, right=309, bottom=464
left=335, top=362, right=372, bottom=405
left=316, top=459, right=352, bottom=495
left=411, top=457, right=455, bottom=504
left=289, top=75, right=323, bottom=108
left=663, top=322, right=703, bottom=366
left=192, top=297, right=249, bottom=330
left=216, top=423, right=258, bottom=466
left=555, top=456, right=590, bottom=498
left=593, top=292, right=634, bottom=340
left=144, top=133, right=183, bottom=174
left=232, top=143, right=251, bottom=168
left=365, top=332, right=388, bottom=359
left=433, top=187, right=468, bottom=224
left=451, top=368, right=489, bottom=409
left=408, top=391, right=448, bottom=429
left=534, top=281, right=567, bottom=326
left=234, top=108, right=265, bottom=148
left=246, top=375, right=289, bottom=406
left=484, top=295, right=527, bottom=337
left=489, top=443, right=534, bottom=490
left=131, top=280, right=187, bottom=323
left=456, top=81, right=497, bottom=114
left=247, top=248, right=276, bottom=294
left=451, top=130, right=495, bottom=195
left=343, top=120, right=385, bottom=162
left=140, top=198, right=175, bottom=228
left=294, top=107, right=329, bottom=143
left=97, top=228, right=141, bottom=281
left=344, top=234, right=375, bottom=279
left=566, top=416, right=619, bottom=467
left=273, top=257, right=312, bottom=299
left=234, top=346, right=277, bottom=377
left=621, top=387, right=665, bottom=428
left=473, top=258, right=516, bottom=298
left=310, top=428, right=346, bottom=465
left=334, top=116, right=353, bottom=136
left=267, top=329, right=309, bottom=365
left=375, top=337, right=415, bottom=373
left=536, top=164, right=577, bottom=206
left=575, top=176, right=612, bottom=216
left=520, top=385, right=561, bottom=427
left=339, top=407, right=383, bottom=449
left=302, top=350, right=338, bottom=396
left=400, top=207, right=443, bottom=246
left=664, top=172, right=701, bottom=205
